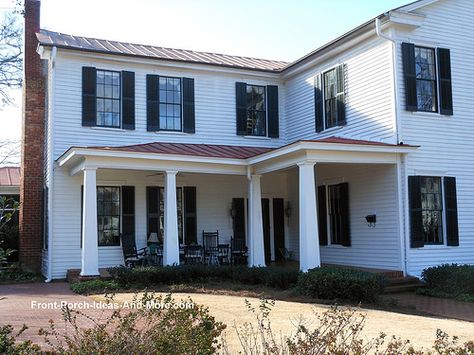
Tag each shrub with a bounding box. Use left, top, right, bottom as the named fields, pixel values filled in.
left=40, top=293, right=225, bottom=354
left=0, top=324, right=41, bottom=354
left=70, top=279, right=120, bottom=295
left=420, top=264, right=474, bottom=301
left=107, top=265, right=299, bottom=291
left=296, top=266, right=386, bottom=303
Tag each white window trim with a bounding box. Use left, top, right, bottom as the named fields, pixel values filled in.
left=245, top=83, right=268, bottom=138
left=319, top=178, right=346, bottom=247
left=316, top=63, right=345, bottom=132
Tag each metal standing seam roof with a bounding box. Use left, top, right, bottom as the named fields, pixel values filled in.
left=0, top=166, right=20, bottom=187
left=36, top=30, right=288, bottom=72
left=64, top=137, right=415, bottom=161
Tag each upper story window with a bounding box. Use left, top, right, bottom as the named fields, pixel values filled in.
left=159, top=77, right=182, bottom=131
left=402, top=43, right=453, bottom=116
left=96, top=70, right=121, bottom=127
left=235, top=82, right=279, bottom=138
left=415, top=47, right=437, bottom=112
left=246, top=85, right=266, bottom=136
left=314, top=64, right=346, bottom=133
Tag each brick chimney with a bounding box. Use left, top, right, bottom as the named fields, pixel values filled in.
left=19, top=0, right=45, bottom=272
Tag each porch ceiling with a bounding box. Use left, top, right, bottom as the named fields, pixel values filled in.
left=56, top=137, right=418, bottom=176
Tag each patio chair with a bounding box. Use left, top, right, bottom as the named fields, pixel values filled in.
left=203, top=230, right=219, bottom=264
left=217, top=244, right=230, bottom=265
left=231, top=237, right=248, bottom=265
left=121, top=234, right=148, bottom=268
left=184, top=245, right=204, bottom=264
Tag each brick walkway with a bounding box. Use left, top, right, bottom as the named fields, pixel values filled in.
left=0, top=282, right=107, bottom=347
left=388, top=292, right=474, bottom=322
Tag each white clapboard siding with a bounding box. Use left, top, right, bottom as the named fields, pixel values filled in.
left=284, top=37, right=396, bottom=144
left=51, top=53, right=285, bottom=161
left=395, top=0, right=474, bottom=276
left=286, top=163, right=401, bottom=271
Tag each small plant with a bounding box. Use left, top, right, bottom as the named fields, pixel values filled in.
left=70, top=279, right=120, bottom=294
left=296, top=266, right=387, bottom=303
left=0, top=324, right=42, bottom=354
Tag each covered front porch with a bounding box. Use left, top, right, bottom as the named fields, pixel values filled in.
left=54, top=138, right=417, bottom=279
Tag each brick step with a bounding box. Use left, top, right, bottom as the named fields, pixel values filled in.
left=384, top=276, right=425, bottom=294
left=66, top=268, right=112, bottom=283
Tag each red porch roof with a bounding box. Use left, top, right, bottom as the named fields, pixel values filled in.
left=0, top=166, right=20, bottom=187
left=78, top=137, right=414, bottom=160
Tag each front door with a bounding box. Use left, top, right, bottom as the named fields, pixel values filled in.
left=261, top=198, right=271, bottom=263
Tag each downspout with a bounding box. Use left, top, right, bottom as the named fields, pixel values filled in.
left=45, top=46, right=57, bottom=283
left=376, top=17, right=408, bottom=275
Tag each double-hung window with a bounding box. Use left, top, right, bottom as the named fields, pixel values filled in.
left=402, top=43, right=453, bottom=115
left=96, top=70, right=121, bottom=127
left=159, top=76, right=182, bottom=131
left=415, top=46, right=438, bottom=112
left=97, top=186, right=121, bottom=246
left=246, top=85, right=266, bottom=136
left=314, top=64, right=346, bottom=132
left=409, top=176, right=459, bottom=248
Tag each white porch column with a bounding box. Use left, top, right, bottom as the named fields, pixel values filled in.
left=81, top=167, right=99, bottom=276
left=248, top=174, right=265, bottom=267
left=163, top=170, right=180, bottom=266
left=298, top=161, right=320, bottom=272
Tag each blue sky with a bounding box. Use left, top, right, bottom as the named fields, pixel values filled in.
left=0, top=0, right=410, bottom=143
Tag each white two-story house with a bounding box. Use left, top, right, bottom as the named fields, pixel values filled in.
left=21, top=0, right=474, bottom=280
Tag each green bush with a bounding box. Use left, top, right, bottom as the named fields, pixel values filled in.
left=420, top=263, right=474, bottom=301
left=107, top=265, right=299, bottom=291
left=296, top=266, right=386, bottom=303
left=70, top=279, right=120, bottom=294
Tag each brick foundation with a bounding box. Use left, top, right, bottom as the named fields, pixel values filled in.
left=19, top=0, right=45, bottom=272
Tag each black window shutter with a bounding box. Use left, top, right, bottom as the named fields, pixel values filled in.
left=122, top=186, right=135, bottom=237
left=402, top=43, right=417, bottom=111
left=146, top=187, right=159, bottom=238
left=437, top=48, right=453, bottom=116
left=267, top=85, right=279, bottom=138
left=121, top=71, right=135, bottom=130
left=146, top=74, right=160, bottom=131
left=82, top=66, right=97, bottom=127
left=317, top=185, right=328, bottom=246
left=336, top=64, right=346, bottom=126
left=184, top=186, right=197, bottom=245
left=182, top=78, right=195, bottom=133
left=408, top=176, right=424, bottom=248
left=236, top=82, right=247, bottom=136
left=314, top=74, right=324, bottom=133
left=444, top=177, right=459, bottom=246
left=232, top=198, right=246, bottom=240
left=339, top=182, right=351, bottom=247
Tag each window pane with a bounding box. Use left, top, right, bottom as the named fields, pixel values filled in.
left=158, top=77, right=182, bottom=131
left=420, top=177, right=443, bottom=244
left=97, top=186, right=121, bottom=246
left=96, top=70, right=121, bottom=127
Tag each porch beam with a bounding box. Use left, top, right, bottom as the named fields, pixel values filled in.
left=298, top=161, right=321, bottom=272
left=247, top=174, right=266, bottom=267
left=163, top=170, right=180, bottom=266
left=81, top=167, right=99, bottom=277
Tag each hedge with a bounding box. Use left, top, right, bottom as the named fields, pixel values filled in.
left=419, top=264, right=474, bottom=301
left=296, top=266, right=387, bottom=303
